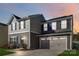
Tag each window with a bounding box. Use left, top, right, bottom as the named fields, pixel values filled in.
left=24, top=20, right=26, bottom=28
left=61, top=20, right=67, bottom=29
left=12, top=23, right=15, bottom=30
left=20, top=21, right=24, bottom=29
left=51, top=22, right=56, bottom=30
left=47, top=37, right=51, bottom=40
left=11, top=24, right=13, bottom=31
left=41, top=38, right=46, bottom=40
left=59, top=36, right=67, bottom=40
left=43, top=23, right=48, bottom=31
left=15, top=23, right=17, bottom=30
left=53, top=37, right=58, bottom=40
left=19, top=22, right=20, bottom=29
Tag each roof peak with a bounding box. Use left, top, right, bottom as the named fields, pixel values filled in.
left=12, top=14, right=21, bottom=19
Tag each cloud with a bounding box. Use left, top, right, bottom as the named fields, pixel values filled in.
left=0, top=3, right=79, bottom=32
left=38, top=3, right=79, bottom=32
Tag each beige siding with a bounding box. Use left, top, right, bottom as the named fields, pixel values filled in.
left=0, top=26, right=8, bottom=48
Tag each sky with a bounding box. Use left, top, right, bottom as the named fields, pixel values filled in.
left=0, top=3, right=79, bottom=32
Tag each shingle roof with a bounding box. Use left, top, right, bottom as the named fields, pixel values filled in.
left=8, top=14, right=46, bottom=24
left=0, top=22, right=7, bottom=26
left=48, top=15, right=73, bottom=21
left=8, top=14, right=21, bottom=24
left=13, top=14, right=21, bottom=19
left=18, top=17, right=29, bottom=21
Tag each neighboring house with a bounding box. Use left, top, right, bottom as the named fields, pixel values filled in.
left=8, top=14, right=73, bottom=50
left=0, top=23, right=8, bottom=48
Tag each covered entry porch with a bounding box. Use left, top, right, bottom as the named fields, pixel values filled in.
left=8, top=32, right=30, bottom=49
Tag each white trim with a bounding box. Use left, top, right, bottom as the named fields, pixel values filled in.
left=39, top=32, right=72, bottom=36
left=30, top=31, right=40, bottom=34
left=66, top=36, right=67, bottom=50
left=29, top=20, right=31, bottom=49
left=8, top=30, right=40, bottom=35
left=8, top=31, right=30, bottom=34
left=28, top=32, right=30, bottom=49
left=70, top=35, right=72, bottom=50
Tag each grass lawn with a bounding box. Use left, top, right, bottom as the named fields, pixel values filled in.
left=58, top=50, right=79, bottom=56
left=0, top=48, right=14, bottom=56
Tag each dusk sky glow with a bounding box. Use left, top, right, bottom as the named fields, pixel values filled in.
left=0, top=3, right=79, bottom=32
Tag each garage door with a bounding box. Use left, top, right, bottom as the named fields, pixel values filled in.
left=40, top=36, right=67, bottom=50
left=50, top=36, right=67, bottom=50
left=40, top=38, right=49, bottom=49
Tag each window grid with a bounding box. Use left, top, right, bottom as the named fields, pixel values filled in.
left=51, top=22, right=56, bottom=30
left=61, top=20, right=67, bottom=29
left=43, top=23, right=48, bottom=31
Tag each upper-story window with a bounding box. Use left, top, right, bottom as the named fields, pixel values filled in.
left=12, top=22, right=16, bottom=30
left=11, top=24, right=13, bottom=31
left=24, top=20, right=26, bottom=28
left=43, top=23, right=48, bottom=31
left=15, top=23, right=17, bottom=30
left=61, top=20, right=67, bottom=29
left=51, top=22, right=57, bottom=30
left=20, top=21, right=24, bottom=29
left=19, top=20, right=26, bottom=30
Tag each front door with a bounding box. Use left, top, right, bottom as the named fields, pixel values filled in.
left=20, top=39, right=25, bottom=48
left=20, top=36, right=27, bottom=49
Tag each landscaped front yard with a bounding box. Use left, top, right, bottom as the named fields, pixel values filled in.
left=1, top=48, right=79, bottom=56
left=0, top=48, right=13, bottom=56
left=59, top=50, right=79, bottom=56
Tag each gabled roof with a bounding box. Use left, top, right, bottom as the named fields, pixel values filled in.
left=8, top=14, right=21, bottom=24
left=13, top=14, right=21, bottom=19
left=8, top=14, right=46, bottom=25
left=18, top=17, right=30, bottom=21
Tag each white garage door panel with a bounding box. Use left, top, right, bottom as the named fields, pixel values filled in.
left=50, top=36, right=67, bottom=50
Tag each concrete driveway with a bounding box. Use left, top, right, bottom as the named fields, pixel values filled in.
left=6, top=49, right=64, bottom=56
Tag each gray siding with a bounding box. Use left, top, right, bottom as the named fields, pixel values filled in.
left=30, top=14, right=45, bottom=34
left=41, top=15, right=73, bottom=34
left=30, top=32, right=39, bottom=49
left=67, top=35, right=70, bottom=49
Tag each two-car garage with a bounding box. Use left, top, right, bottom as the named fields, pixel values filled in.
left=40, top=36, right=68, bottom=50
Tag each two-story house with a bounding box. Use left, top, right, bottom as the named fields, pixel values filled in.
left=8, top=14, right=73, bottom=51
left=8, top=14, right=45, bottom=49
